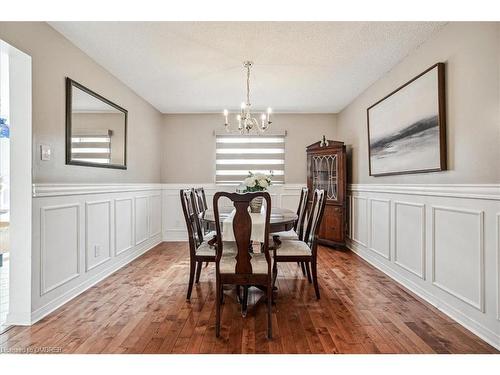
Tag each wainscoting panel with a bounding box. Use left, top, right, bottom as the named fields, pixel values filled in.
left=149, top=194, right=162, bottom=238
left=40, top=204, right=80, bottom=295
left=368, top=198, right=391, bottom=260
left=394, top=201, right=425, bottom=279
left=347, top=183, right=500, bottom=350
left=351, top=196, right=368, bottom=247
left=85, top=200, right=112, bottom=272
left=32, top=184, right=163, bottom=323
left=114, top=198, right=134, bottom=256
left=497, top=213, right=500, bottom=321
left=134, top=196, right=149, bottom=246
left=432, top=206, right=484, bottom=311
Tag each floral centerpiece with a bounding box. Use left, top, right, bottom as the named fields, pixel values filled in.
left=243, top=172, right=273, bottom=212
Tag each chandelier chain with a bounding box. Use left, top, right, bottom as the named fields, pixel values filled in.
left=246, top=64, right=250, bottom=105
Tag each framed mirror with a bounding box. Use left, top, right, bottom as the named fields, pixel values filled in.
left=66, top=78, right=127, bottom=169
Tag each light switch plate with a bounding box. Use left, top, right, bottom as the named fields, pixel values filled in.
left=40, top=144, right=51, bottom=161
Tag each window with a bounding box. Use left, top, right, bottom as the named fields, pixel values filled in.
left=215, top=133, right=285, bottom=185
left=71, top=129, right=112, bottom=164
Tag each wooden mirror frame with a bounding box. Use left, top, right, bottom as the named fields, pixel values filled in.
left=65, top=77, right=128, bottom=170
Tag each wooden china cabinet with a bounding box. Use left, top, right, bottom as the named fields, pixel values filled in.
left=306, top=140, right=347, bottom=248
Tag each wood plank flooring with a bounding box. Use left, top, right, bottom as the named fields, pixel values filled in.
left=0, top=242, right=497, bottom=354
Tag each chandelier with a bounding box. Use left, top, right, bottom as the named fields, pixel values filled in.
left=223, top=61, right=272, bottom=134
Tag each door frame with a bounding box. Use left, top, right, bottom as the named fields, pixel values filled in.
left=1, top=39, right=32, bottom=325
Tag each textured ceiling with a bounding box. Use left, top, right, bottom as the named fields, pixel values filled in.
left=49, top=22, right=446, bottom=113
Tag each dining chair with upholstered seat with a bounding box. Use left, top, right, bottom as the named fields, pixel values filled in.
left=272, top=189, right=326, bottom=299
left=271, top=187, right=309, bottom=242
left=194, top=187, right=208, bottom=212
left=213, top=191, right=274, bottom=339
left=180, top=188, right=217, bottom=300
left=270, top=187, right=309, bottom=278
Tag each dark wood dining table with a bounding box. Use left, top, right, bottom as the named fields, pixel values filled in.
left=199, top=206, right=298, bottom=316
left=199, top=206, right=298, bottom=234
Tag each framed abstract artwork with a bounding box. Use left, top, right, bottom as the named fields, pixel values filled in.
left=367, top=63, right=447, bottom=176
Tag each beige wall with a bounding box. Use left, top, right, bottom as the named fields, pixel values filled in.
left=0, top=22, right=163, bottom=183
left=161, top=113, right=337, bottom=183
left=336, top=22, right=500, bottom=184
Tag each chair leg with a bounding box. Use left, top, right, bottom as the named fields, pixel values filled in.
left=311, top=259, right=320, bottom=299
left=216, top=280, right=221, bottom=337
left=300, top=262, right=307, bottom=277
left=195, top=261, right=203, bottom=283
left=272, top=260, right=278, bottom=288
left=305, top=262, right=312, bottom=283
left=186, top=260, right=196, bottom=300
left=241, top=286, right=249, bottom=317
left=267, top=281, right=273, bottom=339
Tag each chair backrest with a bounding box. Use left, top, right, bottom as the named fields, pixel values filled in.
left=194, top=187, right=208, bottom=212
left=180, top=189, right=203, bottom=256
left=303, top=189, right=326, bottom=250
left=213, top=191, right=272, bottom=275
left=294, top=187, right=309, bottom=240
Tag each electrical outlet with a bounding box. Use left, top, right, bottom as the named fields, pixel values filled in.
left=94, top=245, right=101, bottom=258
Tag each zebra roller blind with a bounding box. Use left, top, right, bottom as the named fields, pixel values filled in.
left=215, top=133, right=286, bottom=185
left=71, top=129, right=112, bottom=164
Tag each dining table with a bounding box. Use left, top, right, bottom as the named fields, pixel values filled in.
left=199, top=206, right=298, bottom=316
left=199, top=206, right=298, bottom=234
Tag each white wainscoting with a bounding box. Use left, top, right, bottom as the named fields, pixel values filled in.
left=31, top=183, right=164, bottom=323
left=347, top=184, right=500, bottom=350
left=161, top=183, right=305, bottom=241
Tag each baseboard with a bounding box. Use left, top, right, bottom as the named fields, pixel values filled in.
left=30, top=235, right=162, bottom=324
left=346, top=239, right=500, bottom=351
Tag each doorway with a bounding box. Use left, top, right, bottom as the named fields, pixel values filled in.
left=0, top=39, right=32, bottom=332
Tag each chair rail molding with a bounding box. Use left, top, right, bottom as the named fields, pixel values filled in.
left=347, top=183, right=500, bottom=351
left=348, top=183, right=500, bottom=201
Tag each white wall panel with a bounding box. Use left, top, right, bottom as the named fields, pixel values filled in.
left=369, top=198, right=391, bottom=260
left=32, top=184, right=163, bottom=323
left=40, top=204, right=80, bottom=295
left=134, top=196, right=149, bottom=245
left=149, top=194, right=162, bottom=237
left=85, top=200, right=111, bottom=271
left=352, top=196, right=367, bottom=246
left=114, top=198, right=134, bottom=255
left=432, top=206, right=484, bottom=311
left=497, top=213, right=500, bottom=321
left=394, top=201, right=425, bottom=279
left=346, top=183, right=500, bottom=351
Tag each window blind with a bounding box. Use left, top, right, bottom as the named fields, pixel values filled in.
left=215, top=133, right=285, bottom=185
left=71, top=129, right=112, bottom=164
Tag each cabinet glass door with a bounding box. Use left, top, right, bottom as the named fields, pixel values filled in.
left=312, top=154, right=337, bottom=201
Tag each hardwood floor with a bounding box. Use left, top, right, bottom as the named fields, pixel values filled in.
left=0, top=242, right=497, bottom=354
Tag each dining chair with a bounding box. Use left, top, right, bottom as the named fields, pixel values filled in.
left=272, top=189, right=326, bottom=299
left=270, top=187, right=309, bottom=277
left=213, top=191, right=274, bottom=339
left=180, top=188, right=217, bottom=300
left=194, top=187, right=208, bottom=212
left=271, top=187, right=309, bottom=241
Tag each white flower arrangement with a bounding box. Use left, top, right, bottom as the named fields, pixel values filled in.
left=243, top=171, right=273, bottom=192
